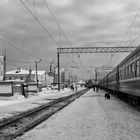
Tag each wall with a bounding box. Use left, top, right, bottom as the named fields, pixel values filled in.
left=0, top=82, right=13, bottom=96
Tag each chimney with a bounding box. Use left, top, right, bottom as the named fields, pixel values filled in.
left=16, top=67, right=20, bottom=73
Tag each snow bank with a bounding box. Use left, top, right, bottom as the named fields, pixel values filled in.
left=0, top=87, right=82, bottom=107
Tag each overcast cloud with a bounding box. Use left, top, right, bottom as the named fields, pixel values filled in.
left=0, top=0, right=140, bottom=79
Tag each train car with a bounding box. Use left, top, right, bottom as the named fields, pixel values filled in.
left=118, top=45, right=140, bottom=97
left=99, top=45, right=140, bottom=101
left=99, top=68, right=118, bottom=91
left=85, top=80, right=93, bottom=88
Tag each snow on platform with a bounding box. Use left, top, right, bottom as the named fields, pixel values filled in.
left=15, top=89, right=140, bottom=140
left=0, top=87, right=85, bottom=120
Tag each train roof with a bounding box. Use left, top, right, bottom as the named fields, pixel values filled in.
left=118, top=45, right=140, bottom=67
left=99, top=45, right=140, bottom=82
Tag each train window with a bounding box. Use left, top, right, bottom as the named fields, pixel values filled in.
left=119, top=70, right=122, bottom=78
left=123, top=69, right=124, bottom=77
left=125, top=67, right=127, bottom=75
left=124, top=68, right=126, bottom=75
left=132, top=63, right=135, bottom=73
left=136, top=60, right=140, bottom=76
left=127, top=66, right=129, bottom=74
left=131, top=64, right=132, bottom=73
left=129, top=65, right=131, bottom=74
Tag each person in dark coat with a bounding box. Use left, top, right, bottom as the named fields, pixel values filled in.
left=93, top=84, right=95, bottom=91
left=71, top=85, right=74, bottom=91
left=22, top=84, right=28, bottom=98
left=96, top=84, right=99, bottom=92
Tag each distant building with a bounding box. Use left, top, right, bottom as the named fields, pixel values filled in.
left=5, top=68, right=49, bottom=87
left=54, top=67, right=65, bottom=84
left=5, top=68, right=34, bottom=83
left=47, top=71, right=54, bottom=87
left=5, top=67, right=66, bottom=88
left=31, top=70, right=47, bottom=87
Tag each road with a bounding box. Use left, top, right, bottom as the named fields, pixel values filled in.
left=15, top=89, right=140, bottom=140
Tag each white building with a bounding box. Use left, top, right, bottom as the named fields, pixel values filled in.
left=5, top=68, right=51, bottom=87
left=5, top=68, right=34, bottom=82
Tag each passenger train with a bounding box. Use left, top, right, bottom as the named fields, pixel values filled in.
left=99, top=45, right=140, bottom=103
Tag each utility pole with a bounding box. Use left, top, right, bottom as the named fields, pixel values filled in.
left=95, top=69, right=97, bottom=85
left=57, top=28, right=61, bottom=91
left=53, top=66, right=55, bottom=83
left=35, top=59, right=42, bottom=89
left=3, top=49, right=6, bottom=81
left=45, top=71, right=47, bottom=87
left=57, top=53, right=60, bottom=91
left=35, top=61, right=38, bottom=88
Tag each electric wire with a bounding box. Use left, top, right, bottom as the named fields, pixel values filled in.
left=42, top=0, right=75, bottom=64
left=0, top=38, right=51, bottom=64
left=118, top=8, right=140, bottom=47
left=18, top=0, right=59, bottom=46
left=6, top=58, right=35, bottom=64
left=43, top=0, right=73, bottom=48
left=107, top=8, right=140, bottom=69
left=19, top=0, right=76, bottom=66
left=33, top=0, right=37, bottom=18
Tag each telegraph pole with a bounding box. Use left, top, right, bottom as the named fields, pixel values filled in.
left=57, top=53, right=60, bottom=91
left=53, top=66, right=55, bottom=83
left=95, top=69, right=97, bottom=85
left=35, top=61, right=38, bottom=88
left=35, top=59, right=42, bottom=89
left=3, top=49, right=6, bottom=81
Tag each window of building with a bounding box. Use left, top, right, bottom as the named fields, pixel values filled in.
left=20, top=77, right=23, bottom=80
left=9, top=77, right=11, bottom=80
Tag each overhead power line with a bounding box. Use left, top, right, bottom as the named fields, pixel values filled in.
left=42, top=0, right=75, bottom=64
left=18, top=0, right=59, bottom=46
left=33, top=0, right=37, bottom=18
left=43, top=0, right=73, bottom=48
left=118, top=8, right=140, bottom=47
left=19, top=0, right=75, bottom=66
left=0, top=38, right=51, bottom=63
left=6, top=58, right=35, bottom=64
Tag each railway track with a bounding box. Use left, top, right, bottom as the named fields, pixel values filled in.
left=0, top=89, right=89, bottom=140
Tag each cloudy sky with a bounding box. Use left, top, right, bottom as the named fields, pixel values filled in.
left=0, top=0, right=140, bottom=79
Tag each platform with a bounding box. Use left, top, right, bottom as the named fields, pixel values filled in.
left=15, top=89, right=140, bottom=140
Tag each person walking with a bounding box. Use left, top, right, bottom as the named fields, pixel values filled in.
left=96, top=84, right=99, bottom=92
left=93, top=84, right=95, bottom=91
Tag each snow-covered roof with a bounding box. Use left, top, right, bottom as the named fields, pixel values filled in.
left=6, top=69, right=46, bottom=76
left=31, top=70, right=46, bottom=75
left=6, top=69, right=30, bottom=75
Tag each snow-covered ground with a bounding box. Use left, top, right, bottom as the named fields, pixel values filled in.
left=0, top=87, right=85, bottom=120
left=0, top=88, right=79, bottom=107
left=15, top=89, right=140, bottom=140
